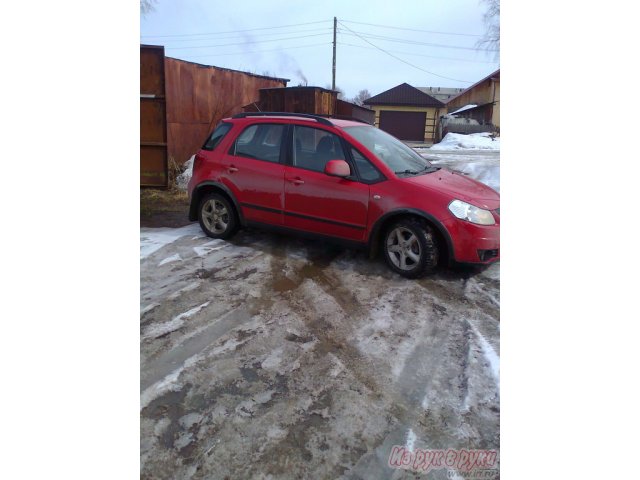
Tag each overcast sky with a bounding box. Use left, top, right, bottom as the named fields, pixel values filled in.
left=140, top=0, right=499, bottom=100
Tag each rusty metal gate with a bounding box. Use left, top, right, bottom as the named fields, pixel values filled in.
left=140, top=45, right=168, bottom=187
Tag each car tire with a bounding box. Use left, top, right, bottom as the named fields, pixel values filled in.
left=198, top=193, right=238, bottom=239
left=383, top=218, right=439, bottom=278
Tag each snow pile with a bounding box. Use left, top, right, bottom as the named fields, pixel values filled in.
left=176, top=155, right=195, bottom=191
left=431, top=132, right=500, bottom=151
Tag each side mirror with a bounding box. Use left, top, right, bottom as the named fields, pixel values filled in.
left=324, top=159, right=351, bottom=178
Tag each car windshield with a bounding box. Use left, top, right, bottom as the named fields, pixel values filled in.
left=343, top=125, right=434, bottom=175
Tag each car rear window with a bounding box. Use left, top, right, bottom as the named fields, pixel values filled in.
left=202, top=122, right=232, bottom=151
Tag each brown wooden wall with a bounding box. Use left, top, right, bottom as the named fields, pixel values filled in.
left=255, top=87, right=338, bottom=116
left=164, top=58, right=288, bottom=166
left=336, top=99, right=375, bottom=124
left=140, top=45, right=168, bottom=187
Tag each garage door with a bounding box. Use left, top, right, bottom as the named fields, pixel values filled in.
left=379, top=111, right=426, bottom=141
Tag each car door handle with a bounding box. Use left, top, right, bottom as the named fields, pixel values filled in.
left=287, top=177, right=304, bottom=185
left=228, top=165, right=239, bottom=173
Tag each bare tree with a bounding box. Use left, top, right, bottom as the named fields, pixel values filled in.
left=140, top=0, right=157, bottom=17
left=352, top=89, right=372, bottom=106
left=477, top=0, right=500, bottom=56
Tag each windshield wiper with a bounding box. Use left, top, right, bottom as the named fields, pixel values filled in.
left=394, top=166, right=440, bottom=176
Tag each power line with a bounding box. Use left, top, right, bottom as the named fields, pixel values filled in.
left=337, top=29, right=499, bottom=52
left=337, top=21, right=472, bottom=83
left=180, top=43, right=330, bottom=59
left=164, top=32, right=332, bottom=51
left=338, top=42, right=499, bottom=64
left=141, top=20, right=331, bottom=38
left=340, top=20, right=483, bottom=37
left=141, top=27, right=332, bottom=44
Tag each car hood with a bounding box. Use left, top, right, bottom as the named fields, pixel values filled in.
left=403, top=168, right=499, bottom=210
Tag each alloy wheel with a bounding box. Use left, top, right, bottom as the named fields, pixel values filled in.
left=386, top=226, right=422, bottom=271
left=201, top=199, right=229, bottom=234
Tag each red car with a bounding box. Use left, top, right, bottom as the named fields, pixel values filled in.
left=188, top=113, right=499, bottom=278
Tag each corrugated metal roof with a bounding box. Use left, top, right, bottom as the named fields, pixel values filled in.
left=364, top=83, right=445, bottom=107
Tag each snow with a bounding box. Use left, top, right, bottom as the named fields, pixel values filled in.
left=158, top=253, right=182, bottom=267
left=430, top=132, right=500, bottom=151
left=405, top=428, right=417, bottom=452
left=470, top=323, right=500, bottom=389
left=449, top=104, right=478, bottom=114
left=140, top=224, right=204, bottom=259
left=167, top=281, right=202, bottom=300
left=143, top=301, right=210, bottom=340
left=140, top=367, right=183, bottom=409
left=193, top=240, right=226, bottom=257
left=141, top=303, right=159, bottom=316
left=140, top=349, right=206, bottom=409
left=261, top=348, right=284, bottom=370
left=176, top=155, right=195, bottom=191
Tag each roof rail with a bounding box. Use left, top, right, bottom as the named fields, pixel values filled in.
left=315, top=114, right=371, bottom=125
left=232, top=112, right=333, bottom=126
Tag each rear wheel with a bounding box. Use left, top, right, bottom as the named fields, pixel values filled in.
left=383, top=218, right=439, bottom=278
left=198, top=193, right=238, bottom=239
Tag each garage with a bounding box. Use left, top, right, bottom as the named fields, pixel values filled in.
left=364, top=83, right=445, bottom=143
left=379, top=110, right=426, bottom=141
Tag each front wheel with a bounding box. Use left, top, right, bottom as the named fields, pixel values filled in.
left=198, top=193, right=238, bottom=239
left=383, top=218, right=439, bottom=278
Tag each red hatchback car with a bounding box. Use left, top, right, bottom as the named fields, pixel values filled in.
left=188, top=113, right=499, bottom=278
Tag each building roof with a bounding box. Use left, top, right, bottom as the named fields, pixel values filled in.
left=445, top=69, right=500, bottom=105
left=417, top=87, right=465, bottom=102
left=364, top=83, right=445, bottom=108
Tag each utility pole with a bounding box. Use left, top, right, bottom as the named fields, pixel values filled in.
left=332, top=16, right=337, bottom=91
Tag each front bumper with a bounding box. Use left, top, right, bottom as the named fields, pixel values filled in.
left=442, top=214, right=500, bottom=264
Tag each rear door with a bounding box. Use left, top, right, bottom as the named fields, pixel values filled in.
left=283, top=125, right=369, bottom=242
left=219, top=122, right=286, bottom=225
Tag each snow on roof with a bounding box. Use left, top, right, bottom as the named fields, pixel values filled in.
left=449, top=104, right=478, bottom=115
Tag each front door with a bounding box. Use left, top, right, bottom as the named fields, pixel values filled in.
left=283, top=125, right=369, bottom=242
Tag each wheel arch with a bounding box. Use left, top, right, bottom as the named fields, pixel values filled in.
left=368, top=209, right=454, bottom=266
left=189, top=181, right=245, bottom=225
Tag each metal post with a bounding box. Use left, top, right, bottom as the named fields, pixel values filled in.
left=332, top=17, right=337, bottom=91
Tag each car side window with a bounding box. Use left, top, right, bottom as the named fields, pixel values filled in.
left=350, top=147, right=384, bottom=183
left=293, top=125, right=346, bottom=173
left=202, top=122, right=232, bottom=151
left=232, top=124, right=285, bottom=163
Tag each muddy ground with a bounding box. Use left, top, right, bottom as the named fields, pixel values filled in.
left=140, top=215, right=500, bottom=479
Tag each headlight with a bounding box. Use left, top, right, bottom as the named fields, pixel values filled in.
left=448, top=200, right=495, bottom=225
